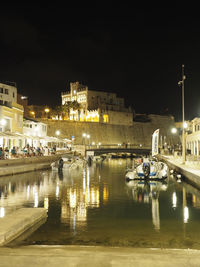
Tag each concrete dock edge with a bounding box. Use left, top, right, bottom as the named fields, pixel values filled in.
left=0, top=154, right=64, bottom=177
left=0, top=208, right=47, bottom=246
left=158, top=155, right=200, bottom=188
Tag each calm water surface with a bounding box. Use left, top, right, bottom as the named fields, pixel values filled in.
left=1, top=158, right=200, bottom=249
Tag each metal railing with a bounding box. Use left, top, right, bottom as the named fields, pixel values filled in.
left=84, top=144, right=151, bottom=150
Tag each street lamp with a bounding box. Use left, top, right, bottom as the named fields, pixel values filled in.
left=56, top=130, right=60, bottom=136
left=171, top=128, right=177, bottom=134
left=0, top=119, right=6, bottom=126
left=44, top=108, right=50, bottom=119
left=30, top=111, right=35, bottom=118
left=178, top=64, right=186, bottom=164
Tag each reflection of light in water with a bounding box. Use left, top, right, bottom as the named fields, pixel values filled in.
left=34, top=192, right=38, bottom=207
left=27, top=185, right=30, bottom=200
left=44, top=197, right=49, bottom=210
left=86, top=188, right=90, bottom=204
left=184, top=206, right=189, bottom=223
left=83, top=169, right=86, bottom=194
left=87, top=167, right=90, bottom=188
left=69, top=189, right=76, bottom=208
left=0, top=207, right=5, bottom=218
left=103, top=184, right=109, bottom=203
left=8, top=182, right=11, bottom=193
left=152, top=198, right=160, bottom=231
left=56, top=184, right=59, bottom=198
left=73, top=213, right=76, bottom=232
left=161, top=184, right=167, bottom=191
left=77, top=203, right=87, bottom=221
left=85, top=187, right=100, bottom=207
left=91, top=188, right=96, bottom=203
left=172, top=192, right=177, bottom=208
left=144, top=193, right=149, bottom=203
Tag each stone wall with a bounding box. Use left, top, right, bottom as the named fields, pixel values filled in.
left=42, top=114, right=180, bottom=148
left=103, top=110, right=133, bottom=126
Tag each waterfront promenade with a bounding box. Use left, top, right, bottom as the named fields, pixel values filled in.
left=159, top=154, right=200, bottom=188
left=0, top=151, right=71, bottom=177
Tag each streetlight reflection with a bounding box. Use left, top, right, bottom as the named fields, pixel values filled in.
left=184, top=206, right=189, bottom=223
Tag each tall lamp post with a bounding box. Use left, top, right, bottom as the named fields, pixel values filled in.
left=178, top=64, right=186, bottom=164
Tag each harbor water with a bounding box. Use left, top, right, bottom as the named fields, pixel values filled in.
left=1, top=158, right=200, bottom=249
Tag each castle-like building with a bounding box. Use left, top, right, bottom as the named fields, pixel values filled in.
left=61, top=81, right=133, bottom=126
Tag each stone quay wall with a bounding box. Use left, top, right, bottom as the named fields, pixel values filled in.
left=44, top=114, right=179, bottom=148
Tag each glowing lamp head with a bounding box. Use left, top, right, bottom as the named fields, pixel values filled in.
left=0, top=119, right=6, bottom=126
left=56, top=130, right=60, bottom=136
left=183, top=122, right=188, bottom=129
left=171, top=128, right=177, bottom=134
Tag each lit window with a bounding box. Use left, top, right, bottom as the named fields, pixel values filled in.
left=103, top=114, right=109, bottom=123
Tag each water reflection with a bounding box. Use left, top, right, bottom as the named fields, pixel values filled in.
left=0, top=171, right=57, bottom=217
left=125, top=179, right=168, bottom=231
left=61, top=166, right=101, bottom=231
left=1, top=159, right=200, bottom=248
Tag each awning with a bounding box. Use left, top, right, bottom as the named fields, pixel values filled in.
left=0, top=132, right=72, bottom=143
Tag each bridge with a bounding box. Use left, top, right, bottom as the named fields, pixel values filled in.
left=74, top=144, right=151, bottom=157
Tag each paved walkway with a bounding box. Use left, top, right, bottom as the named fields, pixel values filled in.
left=1, top=245, right=200, bottom=267
left=163, top=155, right=200, bottom=177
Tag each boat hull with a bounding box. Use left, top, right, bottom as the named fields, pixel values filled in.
left=125, top=160, right=168, bottom=180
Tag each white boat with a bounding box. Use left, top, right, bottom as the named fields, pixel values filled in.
left=74, top=157, right=86, bottom=167
left=51, top=156, right=85, bottom=171
left=125, top=128, right=168, bottom=180
left=125, top=158, right=169, bottom=180
left=92, top=155, right=106, bottom=162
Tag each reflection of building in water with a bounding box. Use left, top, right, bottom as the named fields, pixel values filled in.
left=152, top=198, right=160, bottom=231
left=61, top=185, right=100, bottom=225
left=0, top=172, right=58, bottom=217
left=192, top=194, right=200, bottom=208
left=126, top=180, right=168, bottom=231
left=103, top=184, right=109, bottom=204
left=61, top=165, right=105, bottom=230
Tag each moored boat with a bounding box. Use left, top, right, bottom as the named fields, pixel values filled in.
left=125, top=158, right=169, bottom=180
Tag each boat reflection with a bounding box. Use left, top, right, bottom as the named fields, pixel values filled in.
left=125, top=179, right=168, bottom=231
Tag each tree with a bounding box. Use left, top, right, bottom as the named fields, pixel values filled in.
left=71, top=101, right=82, bottom=120
left=62, top=101, right=72, bottom=120
left=51, top=106, right=63, bottom=120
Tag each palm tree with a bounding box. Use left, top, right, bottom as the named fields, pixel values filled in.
left=51, top=106, right=63, bottom=120
left=71, top=101, right=81, bottom=121
left=62, top=101, right=72, bottom=120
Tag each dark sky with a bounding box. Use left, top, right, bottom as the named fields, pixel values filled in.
left=0, top=6, right=200, bottom=121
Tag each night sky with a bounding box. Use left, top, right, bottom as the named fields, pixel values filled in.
left=0, top=6, right=200, bottom=121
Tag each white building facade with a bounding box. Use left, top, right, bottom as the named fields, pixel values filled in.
left=186, top=118, right=200, bottom=156
left=23, top=118, right=47, bottom=147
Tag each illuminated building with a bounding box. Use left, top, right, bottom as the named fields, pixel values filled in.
left=61, top=81, right=133, bottom=125
left=0, top=82, right=24, bottom=148
left=185, top=118, right=200, bottom=156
